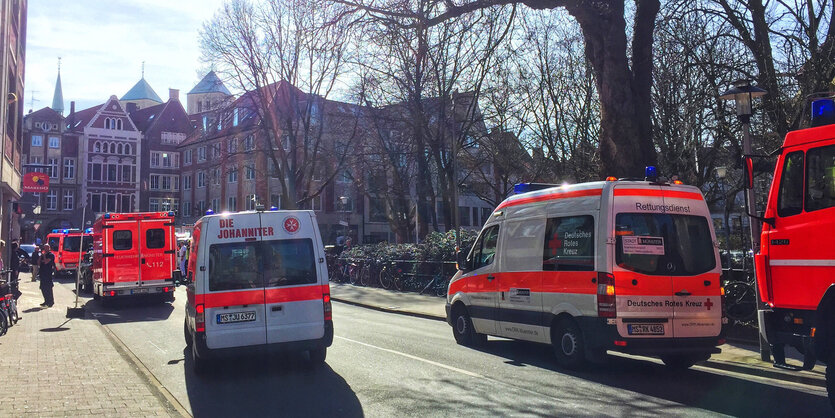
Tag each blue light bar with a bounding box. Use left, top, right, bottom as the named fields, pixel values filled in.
left=513, top=183, right=559, bottom=194
left=645, top=166, right=658, bottom=181
left=269, top=206, right=278, bottom=211
left=205, top=209, right=214, bottom=215
left=168, top=211, right=175, bottom=216
left=812, top=98, right=835, bottom=127
left=104, top=213, right=111, bottom=219
left=84, top=228, right=93, bottom=234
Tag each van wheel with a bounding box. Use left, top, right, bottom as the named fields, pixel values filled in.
left=184, top=319, right=193, bottom=347
left=660, top=353, right=707, bottom=370
left=93, top=292, right=100, bottom=301
left=451, top=307, right=486, bottom=346
left=553, top=319, right=586, bottom=369
left=309, top=347, right=327, bottom=364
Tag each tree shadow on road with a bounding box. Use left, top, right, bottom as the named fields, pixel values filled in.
left=182, top=348, right=363, bottom=417
left=466, top=338, right=831, bottom=417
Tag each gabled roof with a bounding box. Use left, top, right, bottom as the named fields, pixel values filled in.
left=130, top=99, right=191, bottom=136
left=65, top=103, right=102, bottom=132
left=121, top=78, right=163, bottom=103
left=130, top=101, right=167, bottom=132
left=25, top=106, right=63, bottom=121
left=188, top=71, right=231, bottom=96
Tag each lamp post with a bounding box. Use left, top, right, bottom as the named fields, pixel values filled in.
left=720, top=79, right=768, bottom=360
left=715, top=166, right=732, bottom=261
left=339, top=196, right=349, bottom=247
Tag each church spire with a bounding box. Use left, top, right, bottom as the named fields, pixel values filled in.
left=51, top=57, right=64, bottom=115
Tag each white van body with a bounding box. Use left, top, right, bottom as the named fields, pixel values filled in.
left=183, top=209, right=333, bottom=372
left=446, top=180, right=725, bottom=369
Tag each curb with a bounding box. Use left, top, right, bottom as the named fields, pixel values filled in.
left=332, top=295, right=827, bottom=389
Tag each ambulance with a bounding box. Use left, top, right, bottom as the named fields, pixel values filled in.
left=447, top=171, right=725, bottom=369
left=91, top=212, right=178, bottom=301
left=45, top=229, right=93, bottom=275
left=179, top=208, right=333, bottom=373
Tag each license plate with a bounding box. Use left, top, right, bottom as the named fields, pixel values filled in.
left=627, top=324, right=665, bottom=335
left=217, top=311, right=256, bottom=324
left=132, top=288, right=149, bottom=294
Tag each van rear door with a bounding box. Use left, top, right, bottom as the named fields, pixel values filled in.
left=262, top=212, right=326, bottom=344
left=203, top=214, right=267, bottom=350
left=612, top=185, right=675, bottom=339
left=138, top=218, right=176, bottom=286
left=104, top=221, right=140, bottom=285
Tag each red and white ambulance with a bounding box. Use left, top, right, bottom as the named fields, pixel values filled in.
left=447, top=173, right=725, bottom=369
left=181, top=208, right=333, bottom=373
left=91, top=212, right=178, bottom=301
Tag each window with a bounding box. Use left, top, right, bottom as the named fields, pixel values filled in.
left=183, top=175, right=192, bottom=190
left=63, top=190, right=74, bottom=211
left=146, top=228, right=166, bottom=249
left=113, top=230, right=132, bottom=250
left=458, top=206, right=470, bottom=227
left=197, top=200, right=205, bottom=214
left=121, top=165, right=133, bottom=183
left=263, top=239, right=317, bottom=287
left=117, top=144, right=123, bottom=154
left=543, top=216, right=595, bottom=271
left=197, top=171, right=205, bottom=188
left=778, top=151, right=804, bottom=217
left=48, top=158, right=59, bottom=178
left=312, top=195, right=322, bottom=211
left=233, top=108, right=239, bottom=126
left=117, top=119, right=123, bottom=130
left=502, top=219, right=545, bottom=272
left=213, top=168, right=220, bottom=185
left=244, top=135, right=254, bottom=151
left=209, top=242, right=262, bottom=291
left=91, top=163, right=102, bottom=181
left=183, top=201, right=192, bottom=217
left=210, top=144, right=220, bottom=159
left=337, top=170, right=352, bottom=183
left=245, top=165, right=255, bottom=180
left=228, top=196, right=237, bottom=211
left=211, top=198, right=220, bottom=212
left=247, top=194, right=257, bottom=210
left=121, top=195, right=131, bottom=212
left=228, top=168, right=238, bottom=183
left=63, top=159, right=75, bottom=179
left=271, top=194, right=281, bottom=209
left=46, top=190, right=57, bottom=210
left=805, top=145, right=835, bottom=212
left=615, top=213, right=715, bottom=276
left=150, top=198, right=160, bottom=211
left=162, top=153, right=171, bottom=168
left=198, top=146, right=206, bottom=161
left=150, top=175, right=160, bottom=190
left=228, top=139, right=237, bottom=154
left=184, top=149, right=192, bottom=165
left=468, top=225, right=499, bottom=271
left=31, top=135, right=43, bottom=147
left=151, top=152, right=160, bottom=167
left=269, top=159, right=280, bottom=178
left=94, top=141, right=101, bottom=152
left=91, top=194, right=101, bottom=212
left=107, top=164, right=117, bottom=181
left=161, top=176, right=172, bottom=190
left=125, top=144, right=132, bottom=154
left=369, top=198, right=387, bottom=222
left=48, top=136, right=59, bottom=148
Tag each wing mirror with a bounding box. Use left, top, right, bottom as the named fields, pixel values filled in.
left=456, top=250, right=469, bottom=273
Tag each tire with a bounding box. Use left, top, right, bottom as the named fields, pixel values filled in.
left=660, top=353, right=708, bottom=370
left=451, top=306, right=485, bottom=346
left=360, top=265, right=372, bottom=287
left=184, top=318, right=193, bottom=348
left=724, top=281, right=756, bottom=322
left=348, top=265, right=360, bottom=285
left=827, top=359, right=835, bottom=411
left=309, top=347, right=327, bottom=365
left=552, top=319, right=586, bottom=369
left=0, top=310, right=8, bottom=336
left=379, top=268, right=393, bottom=289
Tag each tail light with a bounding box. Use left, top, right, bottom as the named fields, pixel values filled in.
left=323, top=293, right=332, bottom=321
left=195, top=304, right=205, bottom=333
left=597, top=272, right=616, bottom=318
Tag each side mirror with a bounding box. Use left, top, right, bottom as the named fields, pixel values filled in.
left=456, top=250, right=469, bottom=272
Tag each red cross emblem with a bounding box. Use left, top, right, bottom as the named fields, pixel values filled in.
left=283, top=217, right=300, bottom=234
left=704, top=298, right=714, bottom=310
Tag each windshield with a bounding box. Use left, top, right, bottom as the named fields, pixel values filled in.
left=615, top=213, right=716, bottom=276
left=47, top=237, right=60, bottom=251
left=63, top=236, right=82, bottom=252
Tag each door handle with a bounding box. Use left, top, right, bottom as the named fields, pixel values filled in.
left=675, top=290, right=692, bottom=296
left=271, top=305, right=283, bottom=312
left=487, top=275, right=495, bottom=281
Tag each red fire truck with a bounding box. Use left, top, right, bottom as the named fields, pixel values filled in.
left=45, top=229, right=92, bottom=275
left=754, top=97, right=835, bottom=408
left=91, top=212, right=178, bottom=302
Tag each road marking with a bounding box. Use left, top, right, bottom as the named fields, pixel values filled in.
left=336, top=336, right=484, bottom=378
left=148, top=340, right=166, bottom=354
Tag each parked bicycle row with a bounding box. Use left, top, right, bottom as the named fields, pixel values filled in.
left=327, top=255, right=457, bottom=297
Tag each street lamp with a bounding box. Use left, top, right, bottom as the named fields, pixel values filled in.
left=339, top=196, right=349, bottom=248
left=720, top=79, right=768, bottom=360
left=715, top=166, right=732, bottom=262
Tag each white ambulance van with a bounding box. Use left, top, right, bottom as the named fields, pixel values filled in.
left=179, top=208, right=333, bottom=373
left=447, top=173, right=725, bottom=369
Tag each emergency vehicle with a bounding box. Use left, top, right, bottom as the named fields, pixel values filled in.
left=180, top=208, right=333, bottom=373
left=91, top=212, right=178, bottom=301
left=447, top=173, right=725, bottom=369
left=754, top=97, right=835, bottom=408
left=45, top=229, right=93, bottom=275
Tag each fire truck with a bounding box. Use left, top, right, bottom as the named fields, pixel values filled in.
left=754, top=97, right=835, bottom=408
left=45, top=228, right=93, bottom=276
left=91, top=212, right=178, bottom=302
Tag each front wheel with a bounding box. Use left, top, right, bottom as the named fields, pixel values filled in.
left=451, top=307, right=485, bottom=346
left=552, top=319, right=586, bottom=369
left=379, top=268, right=393, bottom=289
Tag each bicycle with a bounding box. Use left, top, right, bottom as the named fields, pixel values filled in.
left=378, top=261, right=402, bottom=290
left=723, top=279, right=757, bottom=323
left=420, top=271, right=450, bottom=297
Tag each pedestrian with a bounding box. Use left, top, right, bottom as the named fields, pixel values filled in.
left=178, top=241, right=187, bottom=273
left=9, top=242, right=25, bottom=299
left=38, top=244, right=56, bottom=307
left=30, top=246, right=40, bottom=281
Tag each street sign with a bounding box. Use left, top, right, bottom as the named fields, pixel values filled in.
left=22, top=172, right=49, bottom=193
left=338, top=220, right=349, bottom=227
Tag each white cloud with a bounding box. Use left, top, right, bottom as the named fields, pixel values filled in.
left=24, top=0, right=225, bottom=112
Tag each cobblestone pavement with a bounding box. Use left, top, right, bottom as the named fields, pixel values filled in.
left=0, top=273, right=182, bottom=417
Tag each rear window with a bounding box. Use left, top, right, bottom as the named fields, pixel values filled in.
left=113, top=230, right=132, bottom=250
left=263, top=239, right=317, bottom=287
left=209, top=242, right=263, bottom=291
left=615, top=213, right=715, bottom=276
left=146, top=228, right=165, bottom=249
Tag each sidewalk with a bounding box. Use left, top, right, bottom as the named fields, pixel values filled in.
left=0, top=273, right=181, bottom=417
left=330, top=283, right=827, bottom=388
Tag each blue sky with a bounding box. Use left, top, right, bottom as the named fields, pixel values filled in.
left=24, top=0, right=225, bottom=113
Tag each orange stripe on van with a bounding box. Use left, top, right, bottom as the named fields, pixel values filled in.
left=496, top=188, right=602, bottom=210
left=203, top=284, right=328, bottom=308
left=613, top=188, right=703, bottom=200
left=265, top=284, right=329, bottom=304
left=203, top=289, right=264, bottom=308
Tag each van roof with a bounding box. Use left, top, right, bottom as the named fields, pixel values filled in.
left=783, top=123, right=835, bottom=149
left=200, top=209, right=314, bottom=220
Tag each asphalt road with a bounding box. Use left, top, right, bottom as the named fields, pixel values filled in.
left=59, top=281, right=832, bottom=417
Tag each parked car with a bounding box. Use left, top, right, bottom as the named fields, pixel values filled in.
left=18, top=244, right=36, bottom=272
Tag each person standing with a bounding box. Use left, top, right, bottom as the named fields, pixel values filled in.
left=9, top=242, right=25, bottom=299
left=30, top=246, right=40, bottom=281
left=38, top=244, right=56, bottom=307
left=178, top=242, right=188, bottom=273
